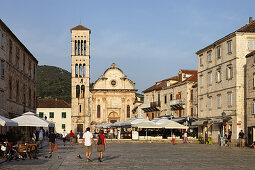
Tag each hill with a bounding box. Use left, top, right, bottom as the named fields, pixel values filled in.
left=36, top=65, right=71, bottom=103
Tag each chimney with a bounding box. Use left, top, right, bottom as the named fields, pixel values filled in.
left=249, top=17, right=253, bottom=24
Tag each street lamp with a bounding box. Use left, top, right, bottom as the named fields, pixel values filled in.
left=221, top=111, right=226, bottom=118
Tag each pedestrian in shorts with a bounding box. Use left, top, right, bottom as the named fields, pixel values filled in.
left=62, top=129, right=67, bottom=146
left=96, top=130, right=106, bottom=162
left=69, top=130, right=74, bottom=146
left=48, top=130, right=57, bottom=154
left=83, top=127, right=95, bottom=162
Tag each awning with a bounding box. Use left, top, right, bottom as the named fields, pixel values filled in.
left=11, top=112, right=55, bottom=127
left=142, top=107, right=160, bottom=112
left=132, top=121, right=161, bottom=128
left=0, top=116, right=18, bottom=126
left=152, top=117, right=189, bottom=129
left=192, top=120, right=208, bottom=126
left=170, top=104, right=184, bottom=110
left=208, top=118, right=223, bottom=124
left=95, top=123, right=112, bottom=129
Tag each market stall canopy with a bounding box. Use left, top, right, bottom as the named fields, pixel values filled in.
left=152, top=117, right=188, bottom=129
left=11, top=112, right=55, bottom=127
left=191, top=120, right=208, bottom=126
left=160, top=120, right=189, bottom=129
left=0, top=116, right=18, bottom=126
left=132, top=121, right=161, bottom=128
left=95, top=123, right=112, bottom=129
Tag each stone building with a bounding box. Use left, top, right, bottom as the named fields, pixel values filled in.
left=141, top=69, right=197, bottom=120
left=245, top=50, right=255, bottom=145
left=196, top=17, right=255, bottom=144
left=70, top=25, right=137, bottom=133
left=91, top=63, right=137, bottom=124
left=36, top=99, right=71, bottom=134
left=0, top=19, right=38, bottom=119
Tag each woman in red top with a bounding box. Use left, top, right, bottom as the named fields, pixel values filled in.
left=96, top=130, right=106, bottom=162
left=69, top=130, right=74, bottom=146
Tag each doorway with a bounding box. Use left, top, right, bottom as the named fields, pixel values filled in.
left=77, top=124, right=83, bottom=133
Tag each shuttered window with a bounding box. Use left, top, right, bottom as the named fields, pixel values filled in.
left=249, top=40, right=255, bottom=50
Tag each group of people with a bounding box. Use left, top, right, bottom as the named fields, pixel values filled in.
left=32, top=129, right=46, bottom=149
left=47, top=128, right=107, bottom=162
left=83, top=127, right=106, bottom=162
left=171, top=131, right=188, bottom=145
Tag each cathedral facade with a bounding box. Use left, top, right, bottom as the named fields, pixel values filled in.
left=71, top=25, right=137, bottom=133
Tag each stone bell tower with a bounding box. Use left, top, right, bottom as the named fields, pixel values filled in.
left=70, top=25, right=91, bottom=133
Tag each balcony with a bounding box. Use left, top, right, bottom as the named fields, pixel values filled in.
left=170, top=99, right=185, bottom=110
left=150, top=101, right=161, bottom=107
left=142, top=101, right=160, bottom=112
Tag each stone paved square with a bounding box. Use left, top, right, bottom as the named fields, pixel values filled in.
left=1, top=139, right=255, bottom=170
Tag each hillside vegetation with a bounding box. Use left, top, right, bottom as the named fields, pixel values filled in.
left=36, top=65, right=71, bottom=103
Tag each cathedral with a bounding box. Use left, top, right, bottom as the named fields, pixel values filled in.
left=70, top=25, right=137, bottom=133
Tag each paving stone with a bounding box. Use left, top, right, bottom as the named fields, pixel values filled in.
left=1, top=139, right=255, bottom=169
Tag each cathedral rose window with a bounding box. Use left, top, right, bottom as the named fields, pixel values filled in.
left=111, top=80, right=116, bottom=86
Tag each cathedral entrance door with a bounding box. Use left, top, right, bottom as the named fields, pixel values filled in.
left=77, top=124, right=83, bottom=133
left=108, top=112, right=120, bottom=123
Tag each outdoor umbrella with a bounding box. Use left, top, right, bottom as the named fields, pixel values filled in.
left=0, top=115, right=18, bottom=126
left=132, top=121, right=162, bottom=128
left=11, top=112, right=55, bottom=127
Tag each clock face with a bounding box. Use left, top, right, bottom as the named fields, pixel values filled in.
left=111, top=80, right=116, bottom=86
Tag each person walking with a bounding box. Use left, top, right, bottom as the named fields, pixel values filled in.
left=32, top=130, right=37, bottom=144
left=62, top=129, right=67, bottom=146
left=227, top=131, right=232, bottom=146
left=48, top=130, right=57, bottom=154
left=172, top=133, right=176, bottom=145
left=96, top=130, right=106, bottom=162
left=69, top=130, right=74, bottom=146
left=183, top=131, right=188, bottom=144
left=83, top=127, right=95, bottom=162
left=39, top=129, right=44, bottom=149
left=239, top=130, right=245, bottom=148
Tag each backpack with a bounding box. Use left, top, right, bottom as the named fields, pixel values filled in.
left=97, top=135, right=102, bottom=145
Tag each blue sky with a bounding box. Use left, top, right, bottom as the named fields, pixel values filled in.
left=1, top=0, right=254, bottom=92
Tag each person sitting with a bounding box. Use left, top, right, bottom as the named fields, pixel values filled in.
left=249, top=141, right=255, bottom=149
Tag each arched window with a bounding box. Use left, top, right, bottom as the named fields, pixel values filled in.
left=75, top=40, right=77, bottom=55
left=76, top=85, right=80, bottom=98
left=84, top=40, right=86, bottom=55
left=81, top=40, right=83, bottom=55
left=78, top=40, right=80, bottom=55
left=127, top=105, right=130, bottom=118
left=75, top=64, right=78, bottom=77
left=83, top=64, right=86, bottom=77
left=79, top=64, right=82, bottom=77
left=81, top=85, right=85, bottom=98
left=97, top=105, right=101, bottom=118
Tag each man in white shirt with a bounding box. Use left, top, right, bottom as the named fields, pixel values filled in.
left=62, top=130, right=68, bottom=146
left=83, top=127, right=95, bottom=162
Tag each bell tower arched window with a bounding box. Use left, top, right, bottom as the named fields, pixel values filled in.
left=83, top=64, right=86, bottom=77
left=84, top=40, right=86, bottom=55
left=78, top=40, right=80, bottom=55
left=79, top=64, right=82, bottom=77
left=76, top=85, right=80, bottom=98
left=127, top=105, right=130, bottom=118
left=75, top=40, right=77, bottom=55
left=81, top=85, right=85, bottom=98
left=75, top=64, right=78, bottom=77
left=81, top=40, right=83, bottom=55
left=97, top=105, right=101, bottom=118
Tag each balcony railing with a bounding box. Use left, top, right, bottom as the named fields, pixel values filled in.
left=150, top=101, right=161, bottom=107
left=170, top=99, right=185, bottom=106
